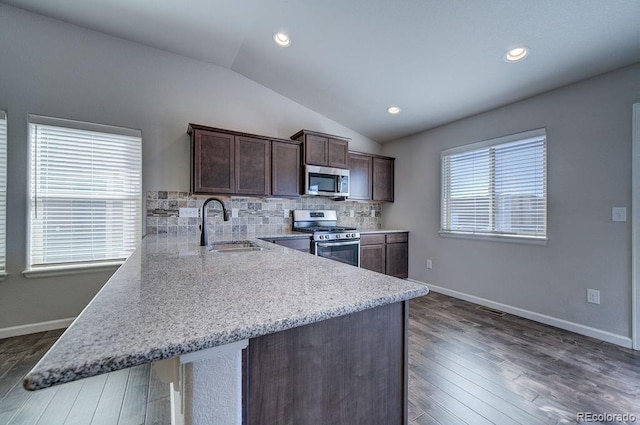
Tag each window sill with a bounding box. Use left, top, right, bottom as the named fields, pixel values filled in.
left=23, top=262, right=124, bottom=279
left=439, top=231, right=548, bottom=246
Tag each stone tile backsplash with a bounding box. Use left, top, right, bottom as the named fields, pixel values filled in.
left=146, top=191, right=383, bottom=237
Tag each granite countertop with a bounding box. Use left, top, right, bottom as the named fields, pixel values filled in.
left=24, top=233, right=428, bottom=391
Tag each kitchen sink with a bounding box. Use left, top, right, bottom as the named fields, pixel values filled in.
left=207, top=240, right=265, bottom=253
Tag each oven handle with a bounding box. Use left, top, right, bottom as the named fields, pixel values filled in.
left=316, top=240, right=360, bottom=248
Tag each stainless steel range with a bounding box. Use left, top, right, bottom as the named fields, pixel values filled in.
left=292, top=210, right=360, bottom=267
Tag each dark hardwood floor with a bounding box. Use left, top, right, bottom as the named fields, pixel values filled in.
left=1, top=292, right=639, bottom=424
left=408, top=292, right=640, bottom=425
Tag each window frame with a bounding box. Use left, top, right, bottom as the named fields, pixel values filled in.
left=0, top=111, right=6, bottom=279
left=440, top=128, right=548, bottom=244
left=24, top=114, right=142, bottom=277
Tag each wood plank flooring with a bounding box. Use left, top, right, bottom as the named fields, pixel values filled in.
left=0, top=292, right=638, bottom=424
left=0, top=329, right=169, bottom=425
left=408, top=292, right=640, bottom=425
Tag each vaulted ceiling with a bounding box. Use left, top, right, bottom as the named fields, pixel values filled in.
left=3, top=0, right=639, bottom=142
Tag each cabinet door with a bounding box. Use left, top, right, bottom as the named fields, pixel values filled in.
left=328, top=138, right=349, bottom=168
left=304, top=134, right=328, bottom=166
left=236, top=136, right=270, bottom=195
left=192, top=129, right=235, bottom=193
left=272, top=141, right=301, bottom=197
left=386, top=242, right=408, bottom=278
left=348, top=153, right=372, bottom=200
left=373, top=157, right=394, bottom=202
left=361, top=244, right=386, bottom=274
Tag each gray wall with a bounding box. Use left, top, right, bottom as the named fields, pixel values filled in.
left=382, top=63, right=640, bottom=340
left=0, top=5, right=381, bottom=330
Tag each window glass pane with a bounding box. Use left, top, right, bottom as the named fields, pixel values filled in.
left=441, top=129, right=547, bottom=240
left=444, top=148, right=491, bottom=232
left=494, top=138, right=546, bottom=235
left=29, top=116, right=141, bottom=269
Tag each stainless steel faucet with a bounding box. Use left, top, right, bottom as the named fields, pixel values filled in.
left=200, top=197, right=230, bottom=246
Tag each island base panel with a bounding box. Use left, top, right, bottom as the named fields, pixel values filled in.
left=153, top=340, right=248, bottom=425
left=248, top=301, right=408, bottom=425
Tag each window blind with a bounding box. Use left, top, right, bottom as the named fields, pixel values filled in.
left=441, top=128, right=547, bottom=240
left=0, top=112, right=6, bottom=274
left=29, top=115, right=142, bottom=269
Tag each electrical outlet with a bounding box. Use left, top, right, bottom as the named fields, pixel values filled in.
left=587, top=289, right=600, bottom=305
left=350, top=210, right=355, bottom=218
left=370, top=209, right=376, bottom=217
left=179, top=207, right=199, bottom=218
left=426, top=259, right=433, bottom=269
left=612, top=207, right=627, bottom=222
left=231, top=208, right=239, bottom=218
left=283, top=208, right=290, bottom=218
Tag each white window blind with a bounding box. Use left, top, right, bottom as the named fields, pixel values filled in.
left=441, top=128, right=547, bottom=240
left=0, top=111, right=6, bottom=274
left=28, top=115, right=142, bottom=270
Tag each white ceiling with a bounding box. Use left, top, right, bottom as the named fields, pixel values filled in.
left=3, top=0, right=640, bottom=142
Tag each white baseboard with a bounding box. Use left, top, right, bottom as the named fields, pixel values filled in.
left=408, top=279, right=633, bottom=349
left=0, top=317, right=75, bottom=339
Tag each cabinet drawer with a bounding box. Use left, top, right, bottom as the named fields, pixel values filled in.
left=386, top=233, right=408, bottom=244
left=360, top=234, right=386, bottom=246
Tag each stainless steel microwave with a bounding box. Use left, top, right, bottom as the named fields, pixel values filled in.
left=305, top=165, right=350, bottom=198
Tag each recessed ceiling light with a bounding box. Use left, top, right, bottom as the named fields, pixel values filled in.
left=504, top=46, right=529, bottom=62
left=273, top=32, right=291, bottom=47
left=387, top=106, right=401, bottom=115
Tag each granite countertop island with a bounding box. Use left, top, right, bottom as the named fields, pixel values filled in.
left=24, top=233, right=428, bottom=391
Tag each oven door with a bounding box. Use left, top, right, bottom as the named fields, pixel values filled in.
left=313, top=240, right=360, bottom=267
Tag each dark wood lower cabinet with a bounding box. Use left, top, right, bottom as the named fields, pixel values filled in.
left=360, top=234, right=386, bottom=274
left=360, top=232, right=408, bottom=278
left=386, top=233, right=409, bottom=279
left=247, top=301, right=408, bottom=425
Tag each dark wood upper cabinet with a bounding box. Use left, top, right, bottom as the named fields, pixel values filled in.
left=348, top=153, right=373, bottom=200
left=236, top=135, right=270, bottom=195
left=189, top=123, right=300, bottom=197
left=373, top=157, right=394, bottom=202
left=191, top=128, right=235, bottom=194
left=327, top=138, right=349, bottom=168
left=291, top=130, right=350, bottom=169
left=348, top=152, right=395, bottom=202
left=304, top=133, right=328, bottom=166
left=271, top=140, right=301, bottom=197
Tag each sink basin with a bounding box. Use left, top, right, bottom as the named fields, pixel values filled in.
left=207, top=240, right=265, bottom=253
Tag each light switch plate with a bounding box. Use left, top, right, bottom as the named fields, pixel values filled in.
left=612, top=207, right=627, bottom=222
left=231, top=208, right=239, bottom=218
left=350, top=210, right=355, bottom=218
left=284, top=209, right=290, bottom=218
